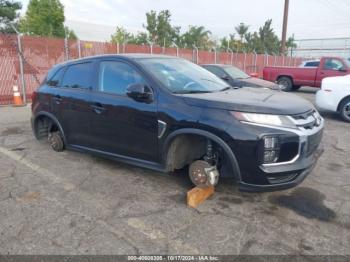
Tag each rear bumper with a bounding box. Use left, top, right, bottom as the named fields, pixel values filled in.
left=238, top=145, right=324, bottom=192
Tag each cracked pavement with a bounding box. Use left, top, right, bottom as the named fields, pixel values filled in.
left=0, top=87, right=349, bottom=255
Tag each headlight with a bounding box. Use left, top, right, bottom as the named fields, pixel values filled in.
left=231, top=111, right=297, bottom=129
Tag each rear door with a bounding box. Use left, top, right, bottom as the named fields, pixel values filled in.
left=89, top=59, right=158, bottom=162
left=54, top=61, right=95, bottom=147
left=316, top=58, right=348, bottom=87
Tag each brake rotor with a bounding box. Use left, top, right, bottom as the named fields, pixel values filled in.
left=189, top=160, right=212, bottom=188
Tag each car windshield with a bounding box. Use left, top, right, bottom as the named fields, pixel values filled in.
left=224, top=66, right=250, bottom=79
left=137, top=58, right=229, bottom=94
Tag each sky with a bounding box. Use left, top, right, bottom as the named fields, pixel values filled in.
left=20, top=0, right=350, bottom=42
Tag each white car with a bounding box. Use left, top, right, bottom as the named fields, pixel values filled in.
left=316, top=75, right=350, bottom=122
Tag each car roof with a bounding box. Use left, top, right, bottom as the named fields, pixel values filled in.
left=201, top=64, right=233, bottom=68
left=56, top=53, right=179, bottom=67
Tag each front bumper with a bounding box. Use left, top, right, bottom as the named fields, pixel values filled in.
left=238, top=145, right=324, bottom=192
left=226, top=111, right=325, bottom=192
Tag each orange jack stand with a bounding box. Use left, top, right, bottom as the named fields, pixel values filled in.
left=187, top=186, right=214, bottom=208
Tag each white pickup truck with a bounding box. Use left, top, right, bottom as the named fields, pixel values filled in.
left=316, top=75, right=350, bottom=122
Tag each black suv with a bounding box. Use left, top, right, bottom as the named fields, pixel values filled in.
left=31, top=54, right=324, bottom=192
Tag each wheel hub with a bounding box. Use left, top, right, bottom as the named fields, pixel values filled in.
left=189, top=160, right=219, bottom=188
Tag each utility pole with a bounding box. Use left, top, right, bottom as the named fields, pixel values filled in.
left=281, top=0, right=289, bottom=55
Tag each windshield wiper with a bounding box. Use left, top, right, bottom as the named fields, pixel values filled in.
left=173, top=90, right=213, bottom=94
left=218, top=87, right=232, bottom=92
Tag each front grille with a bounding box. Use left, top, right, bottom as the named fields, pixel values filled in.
left=306, top=130, right=323, bottom=156
left=290, top=110, right=322, bottom=130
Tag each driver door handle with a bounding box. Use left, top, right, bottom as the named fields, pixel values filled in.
left=91, top=103, right=106, bottom=114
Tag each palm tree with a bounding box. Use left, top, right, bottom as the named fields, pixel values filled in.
left=235, top=23, right=249, bottom=43
left=183, top=25, right=211, bottom=48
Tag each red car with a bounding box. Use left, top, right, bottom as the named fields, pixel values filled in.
left=263, top=57, right=350, bottom=91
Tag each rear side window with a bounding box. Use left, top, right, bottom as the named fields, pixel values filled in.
left=98, top=61, right=145, bottom=95
left=305, top=61, right=319, bottom=67
left=47, top=68, right=64, bottom=86
left=62, top=62, right=93, bottom=89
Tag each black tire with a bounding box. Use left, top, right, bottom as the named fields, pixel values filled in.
left=339, top=98, right=350, bottom=122
left=48, top=131, right=65, bottom=152
left=277, top=77, right=293, bottom=92
left=292, top=85, right=301, bottom=91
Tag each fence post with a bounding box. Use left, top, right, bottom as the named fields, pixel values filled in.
left=227, top=48, right=233, bottom=65
left=147, top=41, right=153, bottom=54
left=264, top=52, right=269, bottom=67
left=172, top=42, right=179, bottom=57
left=193, top=45, right=199, bottom=64
left=117, top=42, right=120, bottom=54
left=243, top=51, right=247, bottom=72
left=282, top=55, right=285, bottom=66
left=17, top=34, right=26, bottom=104
left=64, top=33, right=69, bottom=61
left=10, top=24, right=27, bottom=104
left=253, top=50, right=257, bottom=72
left=210, top=47, right=217, bottom=64
left=77, top=39, right=81, bottom=58
left=273, top=53, right=277, bottom=66
left=235, top=48, right=239, bottom=66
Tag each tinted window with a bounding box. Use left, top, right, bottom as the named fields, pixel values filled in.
left=224, top=66, right=249, bottom=79
left=47, top=68, right=64, bottom=86
left=323, top=59, right=344, bottom=70
left=62, top=62, right=93, bottom=89
left=305, top=61, right=319, bottom=67
left=99, top=61, right=145, bottom=95
left=203, top=66, right=225, bottom=77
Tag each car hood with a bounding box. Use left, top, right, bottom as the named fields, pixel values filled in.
left=239, top=77, right=276, bottom=88
left=182, top=87, right=314, bottom=115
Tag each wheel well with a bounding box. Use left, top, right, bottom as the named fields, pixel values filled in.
left=164, top=133, right=236, bottom=179
left=277, top=75, right=293, bottom=85
left=337, top=95, right=350, bottom=111
left=34, top=115, right=59, bottom=140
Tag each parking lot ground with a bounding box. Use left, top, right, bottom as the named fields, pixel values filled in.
left=0, top=87, right=349, bottom=255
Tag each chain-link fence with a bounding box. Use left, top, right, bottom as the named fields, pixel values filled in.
left=0, top=33, right=301, bottom=105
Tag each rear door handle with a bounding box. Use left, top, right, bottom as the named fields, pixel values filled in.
left=91, top=103, right=106, bottom=114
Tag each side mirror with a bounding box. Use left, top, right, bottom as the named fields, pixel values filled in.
left=338, top=67, right=347, bottom=72
left=126, top=83, right=153, bottom=102
left=221, top=75, right=230, bottom=81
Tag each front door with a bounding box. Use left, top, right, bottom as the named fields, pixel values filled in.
left=316, top=58, right=348, bottom=87
left=89, top=60, right=158, bottom=162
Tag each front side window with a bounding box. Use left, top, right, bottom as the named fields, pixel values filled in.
left=99, top=61, right=145, bottom=95
left=203, top=66, right=225, bottom=78
left=137, top=58, right=228, bottom=94
left=62, top=62, right=93, bottom=89
left=323, top=59, right=345, bottom=71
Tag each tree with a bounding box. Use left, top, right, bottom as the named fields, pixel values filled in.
left=111, top=26, right=132, bottom=44
left=286, top=35, right=297, bottom=53
left=20, top=0, right=76, bottom=38
left=235, top=23, right=249, bottom=43
left=182, top=25, right=211, bottom=49
left=0, top=0, right=22, bottom=33
left=143, top=10, right=180, bottom=47
left=65, top=26, right=77, bottom=40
